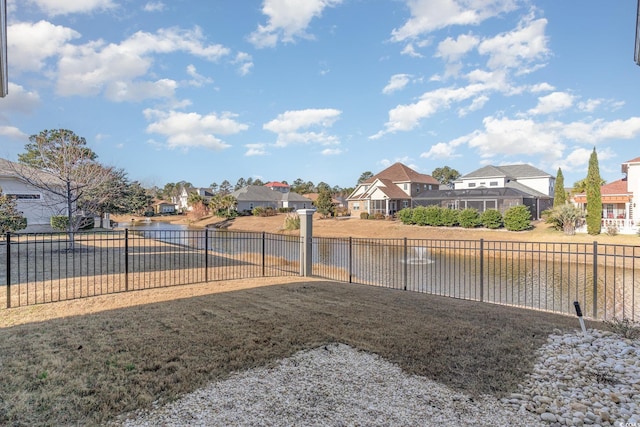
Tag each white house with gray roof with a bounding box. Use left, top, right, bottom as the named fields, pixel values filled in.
left=454, top=164, right=555, bottom=196
left=231, top=185, right=312, bottom=213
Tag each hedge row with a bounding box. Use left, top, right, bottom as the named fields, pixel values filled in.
left=397, top=205, right=531, bottom=231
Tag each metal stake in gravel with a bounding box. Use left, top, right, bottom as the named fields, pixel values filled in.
left=573, top=301, right=587, bottom=335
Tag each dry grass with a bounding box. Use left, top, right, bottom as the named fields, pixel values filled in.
left=0, top=277, right=594, bottom=426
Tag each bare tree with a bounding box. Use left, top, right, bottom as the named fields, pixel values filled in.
left=13, top=129, right=114, bottom=248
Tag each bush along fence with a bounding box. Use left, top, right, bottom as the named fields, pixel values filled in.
left=1, top=212, right=639, bottom=321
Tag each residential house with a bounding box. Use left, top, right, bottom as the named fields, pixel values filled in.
left=574, top=156, right=640, bottom=234
left=417, top=164, right=556, bottom=220
left=153, top=200, right=177, bottom=215
left=0, top=158, right=67, bottom=232
left=231, top=185, right=312, bottom=213
left=347, top=163, right=440, bottom=216
left=264, top=181, right=290, bottom=193
left=177, top=186, right=215, bottom=212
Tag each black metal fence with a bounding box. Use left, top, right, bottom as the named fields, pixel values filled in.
left=1, top=230, right=300, bottom=308
left=2, top=230, right=639, bottom=321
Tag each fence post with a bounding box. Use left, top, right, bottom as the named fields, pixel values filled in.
left=124, top=229, right=129, bottom=292
left=262, top=232, right=266, bottom=277
left=6, top=232, right=10, bottom=308
left=348, top=237, right=353, bottom=283
left=403, top=237, right=408, bottom=291
left=204, top=228, right=209, bottom=282
left=592, top=241, right=598, bottom=319
left=297, top=209, right=315, bottom=276
left=479, top=239, right=484, bottom=302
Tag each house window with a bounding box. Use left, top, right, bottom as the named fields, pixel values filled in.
left=402, top=200, right=409, bottom=208
left=403, top=183, right=408, bottom=190
left=490, top=181, right=498, bottom=186
left=10, top=194, right=41, bottom=200
left=606, top=204, right=614, bottom=218
left=468, top=183, right=476, bottom=188
left=353, top=202, right=359, bottom=211
left=416, top=187, right=420, bottom=193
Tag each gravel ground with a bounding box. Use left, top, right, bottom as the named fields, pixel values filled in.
left=113, top=329, right=640, bottom=427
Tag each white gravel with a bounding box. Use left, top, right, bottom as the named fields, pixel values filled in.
left=115, top=330, right=639, bottom=427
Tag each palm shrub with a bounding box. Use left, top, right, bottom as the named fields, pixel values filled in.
left=503, top=205, right=532, bottom=231
left=544, top=204, right=584, bottom=235
left=458, top=208, right=480, bottom=228
left=283, top=213, right=300, bottom=230
left=480, top=209, right=503, bottom=229
left=397, top=208, right=414, bottom=224
left=440, top=208, right=459, bottom=227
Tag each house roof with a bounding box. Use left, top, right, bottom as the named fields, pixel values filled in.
left=460, top=164, right=552, bottom=180
left=364, top=162, right=439, bottom=185
left=231, top=185, right=310, bottom=203
left=621, top=156, right=640, bottom=173
left=0, top=157, right=60, bottom=186
left=264, top=181, right=290, bottom=188
left=413, top=186, right=550, bottom=201
left=600, top=178, right=630, bottom=195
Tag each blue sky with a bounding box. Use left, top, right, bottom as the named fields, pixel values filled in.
left=1, top=0, right=639, bottom=190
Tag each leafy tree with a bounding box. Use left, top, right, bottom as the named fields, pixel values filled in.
left=246, top=177, right=254, bottom=186
left=81, top=167, right=130, bottom=227
left=15, top=129, right=114, bottom=247
left=358, top=171, right=373, bottom=184
left=503, top=205, right=532, bottom=231
left=431, top=166, right=461, bottom=187
left=234, top=177, right=247, bottom=191
left=122, top=182, right=153, bottom=215
left=291, top=178, right=305, bottom=193
left=0, top=187, right=27, bottom=234
left=187, top=192, right=204, bottom=207
left=586, top=147, right=603, bottom=235
left=253, top=178, right=265, bottom=186
left=553, top=168, right=566, bottom=207
left=572, top=177, right=605, bottom=196
left=218, top=180, right=232, bottom=195
left=316, top=181, right=331, bottom=192
left=209, top=182, right=218, bottom=194
left=220, top=194, right=237, bottom=218
left=314, top=189, right=334, bottom=218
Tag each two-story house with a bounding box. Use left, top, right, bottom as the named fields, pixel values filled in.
left=574, top=156, right=640, bottom=234
left=347, top=163, right=440, bottom=216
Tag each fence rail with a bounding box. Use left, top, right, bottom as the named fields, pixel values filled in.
left=2, top=229, right=639, bottom=321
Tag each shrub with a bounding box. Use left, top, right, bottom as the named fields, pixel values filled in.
left=503, top=205, right=532, bottom=231
left=424, top=205, right=443, bottom=226
left=458, top=208, right=480, bottom=228
left=605, top=222, right=619, bottom=236
left=397, top=208, right=414, bottom=224
left=359, top=212, right=369, bottom=219
left=440, top=208, right=459, bottom=227
left=411, top=206, right=428, bottom=226
left=252, top=206, right=277, bottom=217
left=480, top=209, right=503, bottom=229
left=372, top=212, right=385, bottom=220
left=50, top=215, right=69, bottom=231
left=603, top=317, right=640, bottom=339
left=544, top=204, right=584, bottom=235
left=283, top=213, right=300, bottom=230
left=277, top=207, right=294, bottom=213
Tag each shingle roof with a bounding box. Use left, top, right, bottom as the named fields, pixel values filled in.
left=600, top=178, right=630, bottom=195
left=461, top=164, right=552, bottom=180
left=365, top=162, right=439, bottom=185
left=231, top=185, right=309, bottom=203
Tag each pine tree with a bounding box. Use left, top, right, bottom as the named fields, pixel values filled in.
left=586, top=148, right=602, bottom=235
left=553, top=167, right=566, bottom=207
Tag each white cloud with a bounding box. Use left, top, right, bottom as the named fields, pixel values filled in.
left=8, top=20, right=80, bottom=73
left=477, top=15, right=549, bottom=73
left=263, top=108, right=342, bottom=147
left=104, top=79, right=178, bottom=102
left=233, top=52, right=254, bottom=76
left=371, top=83, right=491, bottom=138
left=143, top=2, right=165, bottom=12
left=0, top=126, right=28, bottom=140
left=382, top=74, right=412, bottom=94
left=561, top=118, right=640, bottom=143
left=528, top=91, right=574, bottom=115
left=436, top=33, right=479, bottom=63
left=420, top=142, right=459, bottom=159
left=27, top=0, right=116, bottom=16
left=577, top=99, right=602, bottom=113
left=144, top=109, right=248, bottom=150
left=185, top=65, right=213, bottom=87
left=245, top=143, right=268, bottom=156
left=458, top=94, right=489, bottom=116
left=56, top=27, right=230, bottom=100
left=248, top=0, right=343, bottom=48
left=529, top=82, right=555, bottom=93
left=321, top=148, right=342, bottom=155
left=391, top=0, right=518, bottom=42
left=0, top=83, right=41, bottom=114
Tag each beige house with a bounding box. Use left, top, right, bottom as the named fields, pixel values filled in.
left=574, top=156, right=640, bottom=234
left=347, top=163, right=440, bottom=216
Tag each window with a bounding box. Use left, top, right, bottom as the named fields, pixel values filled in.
left=353, top=202, right=359, bottom=211
left=402, top=200, right=409, bottom=208
left=490, top=181, right=498, bottom=186
left=9, top=194, right=41, bottom=200
left=403, top=183, right=408, bottom=190
left=468, top=183, right=476, bottom=188
left=416, top=187, right=420, bottom=193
